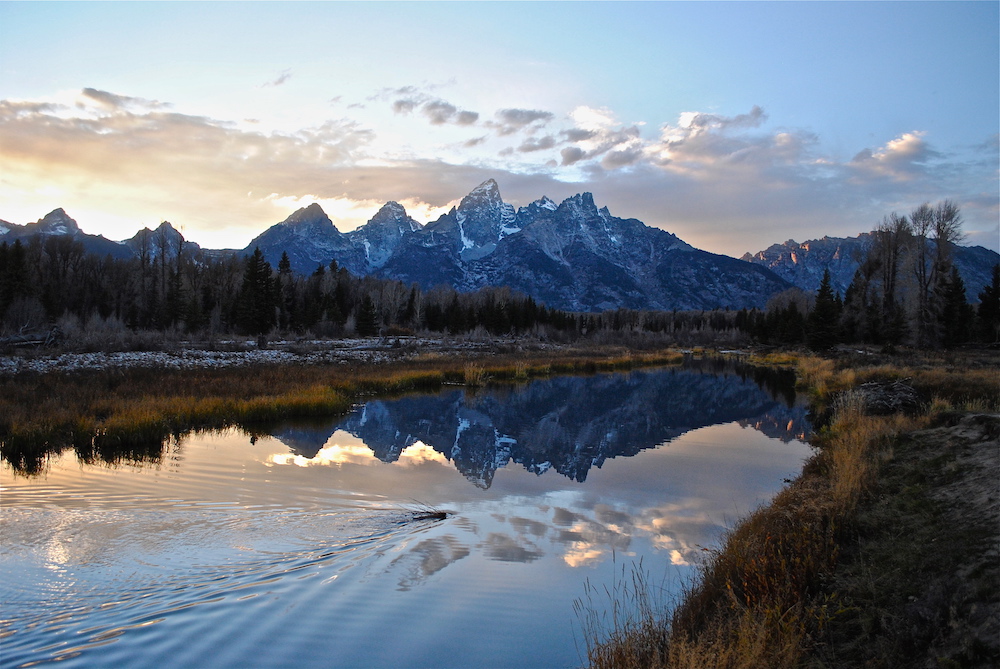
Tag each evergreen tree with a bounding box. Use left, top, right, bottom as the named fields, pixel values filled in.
left=356, top=294, right=379, bottom=336
left=236, top=247, right=277, bottom=344
left=0, top=240, right=31, bottom=317
left=807, top=269, right=841, bottom=351
left=276, top=252, right=296, bottom=331
left=977, top=264, right=1000, bottom=343
left=938, top=266, right=973, bottom=348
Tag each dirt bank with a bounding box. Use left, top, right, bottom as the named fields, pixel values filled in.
left=811, top=413, right=1000, bottom=668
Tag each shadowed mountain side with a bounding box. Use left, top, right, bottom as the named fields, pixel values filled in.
left=245, top=181, right=793, bottom=311
left=270, top=367, right=810, bottom=489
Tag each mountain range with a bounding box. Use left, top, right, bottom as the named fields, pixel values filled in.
left=242, top=180, right=793, bottom=311
left=4, top=180, right=997, bottom=311
left=743, top=234, right=999, bottom=299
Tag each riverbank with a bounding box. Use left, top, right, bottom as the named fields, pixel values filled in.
left=582, top=349, right=999, bottom=669
left=3, top=343, right=997, bottom=666
left=0, top=341, right=684, bottom=474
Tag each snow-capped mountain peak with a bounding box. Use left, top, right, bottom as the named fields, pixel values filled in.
left=533, top=196, right=558, bottom=211
left=35, top=208, right=81, bottom=235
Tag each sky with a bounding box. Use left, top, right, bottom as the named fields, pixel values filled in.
left=1, top=1, right=997, bottom=257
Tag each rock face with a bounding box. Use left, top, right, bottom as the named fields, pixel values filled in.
left=743, top=234, right=1000, bottom=301
left=247, top=179, right=793, bottom=311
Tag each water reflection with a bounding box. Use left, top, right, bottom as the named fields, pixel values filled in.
left=1, top=363, right=814, bottom=669
left=268, top=363, right=809, bottom=489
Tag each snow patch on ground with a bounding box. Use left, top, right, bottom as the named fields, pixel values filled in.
left=0, top=337, right=556, bottom=377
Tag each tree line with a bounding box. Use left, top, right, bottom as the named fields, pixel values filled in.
left=0, top=236, right=577, bottom=345
left=740, top=201, right=999, bottom=350
left=1, top=200, right=996, bottom=350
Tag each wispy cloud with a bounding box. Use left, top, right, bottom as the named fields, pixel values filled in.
left=79, top=87, right=168, bottom=112
left=260, top=69, right=293, bottom=88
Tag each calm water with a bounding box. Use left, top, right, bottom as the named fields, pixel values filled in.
left=1, top=364, right=812, bottom=669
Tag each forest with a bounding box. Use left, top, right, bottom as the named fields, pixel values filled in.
left=0, top=199, right=997, bottom=352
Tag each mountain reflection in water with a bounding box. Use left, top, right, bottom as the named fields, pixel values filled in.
left=1, top=363, right=814, bottom=669
left=270, top=362, right=810, bottom=488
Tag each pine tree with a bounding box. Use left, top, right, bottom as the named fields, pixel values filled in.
left=938, top=266, right=973, bottom=348
left=977, top=264, right=1000, bottom=343
left=356, top=294, right=379, bottom=336
left=807, top=269, right=841, bottom=351
left=236, top=247, right=277, bottom=345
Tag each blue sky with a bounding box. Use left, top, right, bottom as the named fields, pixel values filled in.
left=1, top=1, right=997, bottom=255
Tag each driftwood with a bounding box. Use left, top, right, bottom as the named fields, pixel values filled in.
left=0, top=326, right=62, bottom=349
left=851, top=379, right=923, bottom=416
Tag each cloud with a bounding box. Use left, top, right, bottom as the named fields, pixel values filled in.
left=392, top=98, right=419, bottom=114
left=560, top=146, right=586, bottom=166
left=563, top=128, right=597, bottom=142
left=680, top=105, right=767, bottom=133
left=79, top=88, right=167, bottom=112
left=517, top=135, right=557, bottom=153
left=558, top=106, right=644, bottom=166
left=391, top=93, right=479, bottom=127
left=848, top=131, right=941, bottom=181
left=455, top=110, right=479, bottom=126
left=260, top=69, right=292, bottom=88
left=488, top=108, right=554, bottom=136
left=2, top=92, right=996, bottom=258
left=421, top=100, right=479, bottom=126
left=422, top=100, right=456, bottom=124
left=601, top=148, right=643, bottom=169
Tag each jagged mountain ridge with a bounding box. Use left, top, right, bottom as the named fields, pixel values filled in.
left=743, top=234, right=1000, bottom=300
left=247, top=179, right=792, bottom=311
left=271, top=366, right=811, bottom=489
left=8, top=181, right=996, bottom=311
left=1, top=208, right=135, bottom=260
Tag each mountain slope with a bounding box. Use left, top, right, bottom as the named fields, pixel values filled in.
left=242, top=180, right=793, bottom=311
left=1, top=209, right=135, bottom=260
left=743, top=234, right=1000, bottom=300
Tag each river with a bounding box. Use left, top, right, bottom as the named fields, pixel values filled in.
left=1, top=362, right=812, bottom=668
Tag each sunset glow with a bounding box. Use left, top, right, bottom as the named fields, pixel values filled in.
left=1, top=2, right=997, bottom=255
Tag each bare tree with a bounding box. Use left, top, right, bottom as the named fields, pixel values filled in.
left=910, top=203, right=934, bottom=346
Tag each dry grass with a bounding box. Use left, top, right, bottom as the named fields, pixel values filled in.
left=0, top=345, right=686, bottom=474
left=580, top=348, right=997, bottom=669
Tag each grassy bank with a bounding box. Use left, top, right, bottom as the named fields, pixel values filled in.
left=581, top=349, right=999, bottom=669
left=0, top=345, right=683, bottom=474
